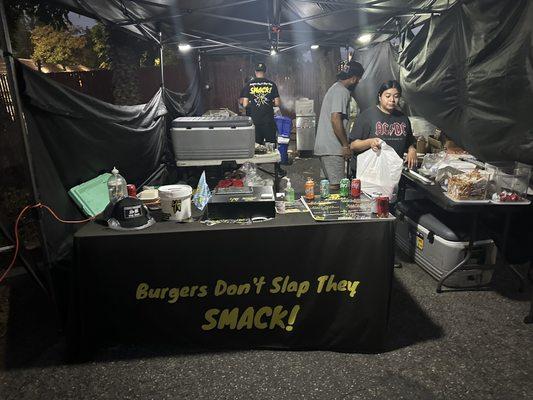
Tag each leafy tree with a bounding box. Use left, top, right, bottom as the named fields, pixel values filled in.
left=11, top=14, right=34, bottom=58
left=5, top=0, right=70, bottom=33
left=5, top=0, right=70, bottom=58
left=106, top=25, right=143, bottom=104
left=154, top=44, right=181, bottom=66
left=31, top=25, right=86, bottom=70
left=85, top=23, right=110, bottom=69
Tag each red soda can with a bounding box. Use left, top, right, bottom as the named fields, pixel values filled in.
left=350, top=178, right=361, bottom=198
left=127, top=184, right=137, bottom=197
left=376, top=196, right=389, bottom=218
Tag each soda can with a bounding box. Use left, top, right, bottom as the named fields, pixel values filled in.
left=339, top=178, right=350, bottom=197
left=304, top=178, right=315, bottom=200
left=376, top=196, right=389, bottom=218
left=127, top=184, right=137, bottom=198
left=350, top=178, right=361, bottom=198
left=320, top=179, right=330, bottom=198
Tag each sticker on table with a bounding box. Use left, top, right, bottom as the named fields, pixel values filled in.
left=416, top=232, right=424, bottom=250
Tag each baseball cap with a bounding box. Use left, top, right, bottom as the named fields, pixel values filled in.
left=104, top=197, right=155, bottom=230
left=337, top=60, right=364, bottom=80
left=255, top=62, right=267, bottom=72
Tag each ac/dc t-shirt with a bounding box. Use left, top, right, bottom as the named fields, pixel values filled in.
left=349, top=106, right=414, bottom=157
left=243, top=78, right=279, bottom=125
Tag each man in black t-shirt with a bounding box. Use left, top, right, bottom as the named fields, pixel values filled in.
left=242, top=63, right=281, bottom=144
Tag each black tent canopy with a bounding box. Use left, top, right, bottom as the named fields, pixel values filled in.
left=1, top=0, right=532, bottom=266
left=50, top=0, right=455, bottom=54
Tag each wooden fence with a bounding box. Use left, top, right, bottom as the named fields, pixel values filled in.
left=40, top=50, right=340, bottom=116
left=0, top=74, right=15, bottom=121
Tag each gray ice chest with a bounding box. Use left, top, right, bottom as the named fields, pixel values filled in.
left=171, top=116, right=255, bottom=160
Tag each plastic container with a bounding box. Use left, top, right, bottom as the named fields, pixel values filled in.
left=68, top=173, right=112, bottom=217
left=275, top=116, right=292, bottom=138
left=107, top=167, right=127, bottom=203
left=158, top=184, right=193, bottom=221
left=447, top=170, right=488, bottom=201
left=485, top=161, right=531, bottom=199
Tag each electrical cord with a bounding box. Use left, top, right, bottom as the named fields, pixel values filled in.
left=0, top=203, right=94, bottom=284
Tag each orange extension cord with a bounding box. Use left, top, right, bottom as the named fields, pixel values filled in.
left=0, top=203, right=94, bottom=284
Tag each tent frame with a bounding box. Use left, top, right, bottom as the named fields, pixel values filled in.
left=0, top=0, right=58, bottom=311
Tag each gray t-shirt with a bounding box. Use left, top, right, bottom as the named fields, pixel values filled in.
left=314, top=82, right=351, bottom=156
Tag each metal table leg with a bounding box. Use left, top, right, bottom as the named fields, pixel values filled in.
left=501, top=211, right=526, bottom=291
left=274, top=162, right=279, bottom=193
left=437, top=212, right=478, bottom=293
left=525, top=288, right=533, bottom=324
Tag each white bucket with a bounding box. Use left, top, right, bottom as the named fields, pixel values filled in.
left=158, top=184, right=193, bottom=221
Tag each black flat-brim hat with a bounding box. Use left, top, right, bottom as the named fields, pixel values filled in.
left=107, top=197, right=150, bottom=229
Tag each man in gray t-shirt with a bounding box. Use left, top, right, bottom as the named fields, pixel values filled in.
left=314, top=61, right=364, bottom=189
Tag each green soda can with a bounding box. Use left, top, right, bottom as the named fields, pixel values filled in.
left=339, top=178, right=350, bottom=197
left=320, top=179, right=330, bottom=198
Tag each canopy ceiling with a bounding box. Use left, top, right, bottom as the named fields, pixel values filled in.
left=51, top=0, right=457, bottom=54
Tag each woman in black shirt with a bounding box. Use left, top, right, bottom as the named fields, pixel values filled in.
left=350, top=80, right=417, bottom=169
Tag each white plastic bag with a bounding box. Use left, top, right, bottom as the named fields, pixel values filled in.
left=356, top=141, right=403, bottom=199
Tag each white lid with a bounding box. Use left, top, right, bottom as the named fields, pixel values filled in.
left=158, top=184, right=193, bottom=199
left=112, top=166, right=119, bottom=175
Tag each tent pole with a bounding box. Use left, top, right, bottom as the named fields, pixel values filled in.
left=159, top=31, right=165, bottom=89
left=0, top=0, right=57, bottom=306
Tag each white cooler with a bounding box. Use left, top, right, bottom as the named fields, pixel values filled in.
left=395, top=200, right=497, bottom=288
left=171, top=116, right=255, bottom=160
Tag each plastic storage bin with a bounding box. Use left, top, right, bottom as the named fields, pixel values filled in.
left=171, top=116, right=255, bottom=160
left=274, top=116, right=292, bottom=138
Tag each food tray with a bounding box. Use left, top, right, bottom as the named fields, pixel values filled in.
left=443, top=193, right=530, bottom=205
left=443, top=193, right=491, bottom=204
left=490, top=198, right=530, bottom=205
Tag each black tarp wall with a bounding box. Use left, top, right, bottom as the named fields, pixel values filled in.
left=17, top=62, right=173, bottom=261
left=399, top=0, right=533, bottom=164
left=352, top=42, right=400, bottom=114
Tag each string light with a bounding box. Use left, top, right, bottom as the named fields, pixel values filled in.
left=357, top=33, right=372, bottom=44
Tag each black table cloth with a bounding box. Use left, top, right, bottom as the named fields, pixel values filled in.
left=69, top=213, right=395, bottom=358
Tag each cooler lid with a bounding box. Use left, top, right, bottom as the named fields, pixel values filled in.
left=172, top=116, right=253, bottom=128
left=396, top=200, right=489, bottom=242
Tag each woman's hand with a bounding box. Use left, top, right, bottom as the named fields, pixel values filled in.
left=406, top=146, right=417, bottom=169
left=369, top=138, right=382, bottom=152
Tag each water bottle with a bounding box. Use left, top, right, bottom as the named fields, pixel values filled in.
left=107, top=167, right=127, bottom=203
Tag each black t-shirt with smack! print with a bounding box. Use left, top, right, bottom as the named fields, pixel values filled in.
left=349, top=106, right=414, bottom=157
left=243, top=77, right=279, bottom=125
